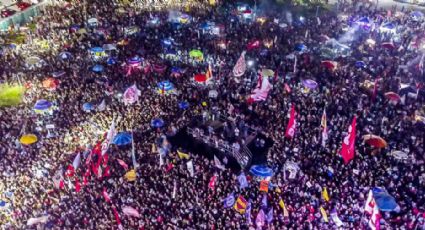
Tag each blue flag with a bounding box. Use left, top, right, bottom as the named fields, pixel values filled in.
left=238, top=172, right=249, bottom=189
left=223, top=193, right=235, bottom=208
left=266, top=207, right=273, bottom=223
left=261, top=194, right=268, bottom=209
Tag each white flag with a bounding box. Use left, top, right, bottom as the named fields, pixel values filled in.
left=101, top=119, right=116, bottom=155
left=214, top=155, right=225, bottom=170
left=186, top=160, right=194, bottom=177
left=97, top=99, right=106, bottom=111
left=72, top=153, right=81, bottom=170
left=27, top=215, right=49, bottom=226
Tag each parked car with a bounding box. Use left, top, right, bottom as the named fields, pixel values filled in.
left=17, top=1, right=32, bottom=11
left=1, top=8, right=16, bottom=18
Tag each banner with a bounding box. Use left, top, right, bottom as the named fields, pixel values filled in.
left=285, top=104, right=296, bottom=138
left=340, top=117, right=356, bottom=164
left=259, top=180, right=269, bottom=192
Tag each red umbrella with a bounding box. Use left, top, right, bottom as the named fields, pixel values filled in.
left=194, top=73, right=207, bottom=83
left=384, top=92, right=401, bottom=101
left=321, top=60, right=338, bottom=70
left=381, top=42, right=395, bottom=49
left=363, top=134, right=388, bottom=148
left=42, top=78, right=59, bottom=91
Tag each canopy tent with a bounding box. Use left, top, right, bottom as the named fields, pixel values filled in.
left=112, top=132, right=132, bottom=146
left=20, top=134, right=38, bottom=145
left=362, top=134, right=387, bottom=148
left=249, top=165, right=274, bottom=177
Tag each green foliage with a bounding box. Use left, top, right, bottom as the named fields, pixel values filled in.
left=0, top=84, right=26, bottom=107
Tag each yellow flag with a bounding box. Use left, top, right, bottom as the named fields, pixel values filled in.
left=124, top=169, right=137, bottom=182
left=279, top=199, right=289, bottom=217
left=320, top=206, right=328, bottom=222
left=322, top=187, right=330, bottom=202
left=177, top=150, right=190, bottom=159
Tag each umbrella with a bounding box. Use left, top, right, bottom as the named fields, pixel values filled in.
left=357, top=17, right=370, bottom=24
left=171, top=67, right=184, bottom=77
left=90, top=47, right=104, bottom=53
left=208, top=89, right=218, bottom=98
left=261, top=69, right=274, bottom=77
left=82, top=103, right=94, bottom=111
left=26, top=56, right=41, bottom=66
left=107, top=57, right=117, bottom=65
left=362, top=134, right=387, bottom=148
left=151, top=118, right=165, bottom=128
left=381, top=42, right=395, bottom=49
left=178, top=101, right=189, bottom=109
left=92, top=65, right=104, bottom=73
left=103, top=44, right=117, bottom=51
left=411, top=11, right=424, bottom=19
left=381, top=22, right=396, bottom=30
left=161, top=38, right=173, bottom=47
left=194, top=73, right=207, bottom=83
left=373, top=188, right=399, bottom=212
left=355, top=61, right=366, bottom=68
left=295, top=43, right=307, bottom=52
left=112, top=132, right=132, bottom=146
left=153, top=63, right=166, bottom=73
left=249, top=165, right=274, bottom=177
left=302, top=79, right=318, bottom=89
left=58, top=52, right=73, bottom=60
left=189, top=49, right=203, bottom=59
left=384, top=92, right=401, bottom=101
left=391, top=150, right=409, bottom=160
left=127, top=56, right=142, bottom=65
left=42, top=78, right=59, bottom=90
left=20, top=134, right=38, bottom=145
left=34, top=99, right=52, bottom=110
left=157, top=81, right=174, bottom=91
left=321, top=60, right=337, bottom=70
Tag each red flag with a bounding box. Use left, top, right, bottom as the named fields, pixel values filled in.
left=208, top=175, right=217, bottom=190
left=103, top=153, right=109, bottom=167
left=117, top=159, right=129, bottom=170
left=102, top=187, right=111, bottom=203
left=65, top=165, right=75, bottom=177
left=112, top=207, right=123, bottom=230
left=285, top=104, right=296, bottom=138
left=75, top=178, right=81, bottom=193
left=102, top=166, right=110, bottom=178
left=83, top=175, right=88, bottom=186
left=340, top=117, right=357, bottom=164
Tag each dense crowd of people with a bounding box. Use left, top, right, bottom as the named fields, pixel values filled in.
left=0, top=0, right=424, bottom=229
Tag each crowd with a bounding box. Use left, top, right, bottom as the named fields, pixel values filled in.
left=0, top=0, right=424, bottom=229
